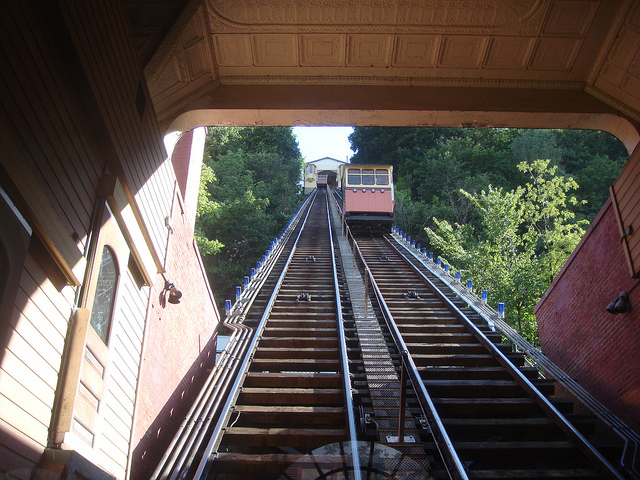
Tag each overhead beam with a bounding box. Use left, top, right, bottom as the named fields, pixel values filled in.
left=163, top=85, right=640, bottom=153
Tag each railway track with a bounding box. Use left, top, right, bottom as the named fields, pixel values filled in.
left=206, top=189, right=351, bottom=478
left=153, top=190, right=630, bottom=480
left=355, top=234, right=624, bottom=480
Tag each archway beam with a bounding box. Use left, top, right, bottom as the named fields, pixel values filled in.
left=163, top=85, right=640, bottom=153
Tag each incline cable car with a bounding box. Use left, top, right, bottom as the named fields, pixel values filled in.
left=340, top=165, right=394, bottom=232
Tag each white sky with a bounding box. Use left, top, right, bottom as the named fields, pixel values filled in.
left=293, top=126, right=354, bottom=163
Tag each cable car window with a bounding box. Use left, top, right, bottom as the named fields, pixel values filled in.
left=347, top=169, right=361, bottom=185
left=362, top=169, right=375, bottom=185
left=375, top=169, right=390, bottom=185
left=90, top=246, right=118, bottom=344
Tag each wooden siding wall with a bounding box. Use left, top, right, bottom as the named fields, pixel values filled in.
left=0, top=0, right=176, bottom=477
left=1, top=254, right=75, bottom=476
left=0, top=1, right=103, bottom=279
left=611, top=143, right=640, bottom=277
left=66, top=268, right=149, bottom=478
left=57, top=0, right=173, bottom=266
left=0, top=2, right=99, bottom=475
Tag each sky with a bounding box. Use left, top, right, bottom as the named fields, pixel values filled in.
left=293, top=126, right=354, bottom=163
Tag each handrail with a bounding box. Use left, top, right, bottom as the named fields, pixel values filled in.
left=325, top=193, right=362, bottom=479
left=193, top=192, right=318, bottom=479
left=386, top=235, right=626, bottom=480
left=343, top=226, right=468, bottom=480
left=393, top=233, right=640, bottom=477
left=150, top=191, right=316, bottom=480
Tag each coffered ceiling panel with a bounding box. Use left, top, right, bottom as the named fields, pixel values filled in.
left=393, top=35, right=441, bottom=67
left=439, top=36, right=488, bottom=69
left=252, top=35, right=298, bottom=66
left=485, top=37, right=535, bottom=69
left=530, top=37, right=581, bottom=70
left=129, top=0, right=640, bottom=130
left=300, top=34, right=345, bottom=67
left=542, top=0, right=598, bottom=36
left=214, top=35, right=253, bottom=66
left=347, top=35, right=393, bottom=67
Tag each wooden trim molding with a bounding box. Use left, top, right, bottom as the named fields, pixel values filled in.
left=609, top=185, right=636, bottom=277
left=98, top=175, right=157, bottom=286
left=0, top=128, right=83, bottom=286
left=49, top=307, right=90, bottom=446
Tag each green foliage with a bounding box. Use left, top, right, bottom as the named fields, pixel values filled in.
left=195, top=127, right=304, bottom=310
left=350, top=126, right=626, bottom=342
left=426, top=161, right=588, bottom=342
left=349, top=127, right=626, bottom=240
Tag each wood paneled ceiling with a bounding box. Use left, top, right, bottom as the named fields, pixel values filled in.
left=125, top=0, right=640, bottom=145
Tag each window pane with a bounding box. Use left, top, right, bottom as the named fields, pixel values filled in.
left=90, top=247, right=118, bottom=344
left=347, top=169, right=361, bottom=185
left=362, top=169, right=375, bottom=185
left=376, top=169, right=390, bottom=185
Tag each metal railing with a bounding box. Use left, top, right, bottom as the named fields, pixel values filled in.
left=389, top=233, right=629, bottom=480
left=340, top=222, right=468, bottom=480
left=150, top=192, right=316, bottom=480
left=325, top=193, right=362, bottom=479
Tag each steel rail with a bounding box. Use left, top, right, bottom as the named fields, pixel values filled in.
left=325, top=192, right=362, bottom=480
left=150, top=191, right=316, bottom=480
left=393, top=232, right=640, bottom=477
left=345, top=230, right=468, bottom=480
left=384, top=236, right=627, bottom=480
left=193, top=192, right=319, bottom=479
left=177, top=192, right=315, bottom=478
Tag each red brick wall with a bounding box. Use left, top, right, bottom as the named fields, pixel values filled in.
left=130, top=130, right=220, bottom=479
left=171, top=130, right=193, bottom=202
left=130, top=191, right=220, bottom=478
left=536, top=198, right=640, bottom=434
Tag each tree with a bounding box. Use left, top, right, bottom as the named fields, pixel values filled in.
left=349, top=126, right=626, bottom=243
left=195, top=127, right=304, bottom=309
left=425, top=160, right=587, bottom=342
left=517, top=159, right=588, bottom=283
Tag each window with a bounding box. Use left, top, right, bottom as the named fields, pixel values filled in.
left=89, top=246, right=118, bottom=344
left=362, top=169, right=375, bottom=185
left=375, top=169, right=390, bottom=185
left=347, top=168, right=361, bottom=185
left=0, top=187, right=31, bottom=336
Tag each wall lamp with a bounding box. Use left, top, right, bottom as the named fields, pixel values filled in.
left=161, top=279, right=183, bottom=306
left=606, top=291, right=630, bottom=314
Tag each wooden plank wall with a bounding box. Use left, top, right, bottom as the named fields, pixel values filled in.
left=94, top=270, right=149, bottom=478
left=0, top=254, right=75, bottom=477
left=0, top=0, right=176, bottom=477
left=0, top=1, right=103, bottom=256
left=0, top=2, right=99, bottom=476
left=57, top=0, right=174, bottom=264
left=611, top=144, right=640, bottom=277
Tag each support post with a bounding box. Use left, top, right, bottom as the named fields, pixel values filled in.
left=398, top=357, right=406, bottom=443
left=364, top=272, right=369, bottom=318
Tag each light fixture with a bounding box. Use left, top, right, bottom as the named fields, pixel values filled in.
left=161, top=279, right=183, bottom=306
left=606, top=291, right=629, bottom=314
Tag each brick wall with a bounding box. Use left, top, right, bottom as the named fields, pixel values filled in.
left=536, top=198, right=640, bottom=434
left=130, top=131, right=220, bottom=479
left=171, top=129, right=193, bottom=203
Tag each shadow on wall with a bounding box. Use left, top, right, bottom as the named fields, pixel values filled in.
left=130, top=333, right=217, bottom=479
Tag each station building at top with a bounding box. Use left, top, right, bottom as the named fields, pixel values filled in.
left=303, top=157, right=348, bottom=194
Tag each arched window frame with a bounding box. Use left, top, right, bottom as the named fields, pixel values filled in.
left=88, top=244, right=120, bottom=345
